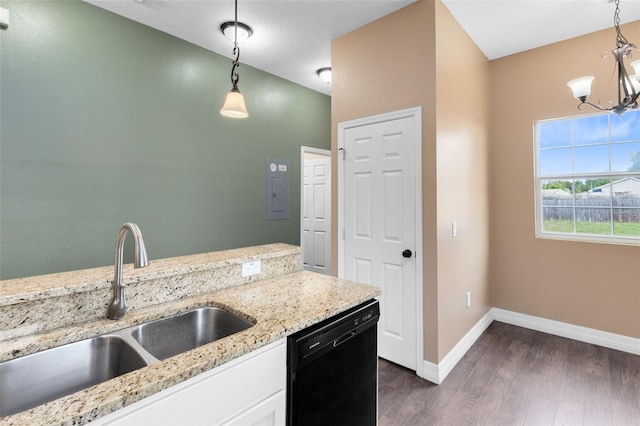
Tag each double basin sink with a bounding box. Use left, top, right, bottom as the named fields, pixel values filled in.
left=0, top=307, right=254, bottom=417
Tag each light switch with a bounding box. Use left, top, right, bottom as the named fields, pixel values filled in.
left=452, top=221, right=457, bottom=238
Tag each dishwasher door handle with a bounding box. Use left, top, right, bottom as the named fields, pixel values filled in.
left=333, top=330, right=357, bottom=348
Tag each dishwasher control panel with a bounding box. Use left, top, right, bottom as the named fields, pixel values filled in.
left=288, top=300, right=380, bottom=364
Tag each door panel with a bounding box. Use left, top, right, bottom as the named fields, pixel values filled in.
left=343, top=116, right=417, bottom=370
left=302, top=154, right=331, bottom=275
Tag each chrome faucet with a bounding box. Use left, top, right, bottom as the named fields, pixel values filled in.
left=107, top=223, right=149, bottom=320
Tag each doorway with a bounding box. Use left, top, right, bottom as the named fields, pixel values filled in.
left=337, top=107, right=423, bottom=374
left=300, top=147, right=331, bottom=275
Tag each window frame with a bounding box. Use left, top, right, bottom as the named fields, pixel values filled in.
left=534, top=110, right=640, bottom=246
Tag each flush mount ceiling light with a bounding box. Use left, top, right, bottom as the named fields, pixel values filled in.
left=317, top=67, right=332, bottom=84
left=220, top=21, right=253, bottom=44
left=567, top=0, right=639, bottom=115
left=220, top=0, right=248, bottom=119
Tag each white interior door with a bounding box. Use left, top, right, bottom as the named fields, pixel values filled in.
left=338, top=108, right=422, bottom=371
left=301, top=148, right=331, bottom=275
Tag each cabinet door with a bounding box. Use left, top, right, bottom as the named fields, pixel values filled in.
left=222, top=391, right=286, bottom=426
left=94, top=339, right=285, bottom=425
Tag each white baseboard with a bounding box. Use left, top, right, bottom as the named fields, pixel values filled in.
left=421, top=308, right=640, bottom=385
left=422, top=309, right=494, bottom=384
left=492, top=308, right=640, bottom=356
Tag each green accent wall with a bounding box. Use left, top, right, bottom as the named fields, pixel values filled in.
left=0, top=0, right=330, bottom=280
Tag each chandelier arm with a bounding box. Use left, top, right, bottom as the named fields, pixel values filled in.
left=615, top=47, right=638, bottom=105
left=577, top=101, right=610, bottom=113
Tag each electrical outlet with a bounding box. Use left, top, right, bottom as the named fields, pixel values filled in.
left=466, top=291, right=471, bottom=308
left=242, top=260, right=261, bottom=277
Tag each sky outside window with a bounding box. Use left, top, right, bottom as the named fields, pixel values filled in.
left=538, top=110, right=640, bottom=177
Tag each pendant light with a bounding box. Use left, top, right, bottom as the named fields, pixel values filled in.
left=220, top=0, right=248, bottom=119
left=567, top=0, right=639, bottom=115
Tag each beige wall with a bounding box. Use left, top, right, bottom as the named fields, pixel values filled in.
left=490, top=21, right=640, bottom=339
left=332, top=0, right=492, bottom=363
left=434, top=1, right=492, bottom=360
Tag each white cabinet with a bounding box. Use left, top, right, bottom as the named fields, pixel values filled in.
left=93, top=339, right=286, bottom=426
left=221, top=392, right=285, bottom=426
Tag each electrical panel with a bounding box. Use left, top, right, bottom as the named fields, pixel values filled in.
left=266, top=158, right=289, bottom=220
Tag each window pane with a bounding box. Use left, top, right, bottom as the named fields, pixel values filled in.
left=613, top=218, right=640, bottom=237
left=611, top=110, right=640, bottom=142
left=613, top=190, right=640, bottom=236
left=574, top=114, right=609, bottom=145
left=575, top=188, right=611, bottom=207
left=575, top=208, right=612, bottom=235
left=613, top=208, right=640, bottom=237
left=540, top=179, right=573, bottom=233
left=542, top=207, right=574, bottom=233
left=582, top=178, right=612, bottom=194
left=611, top=142, right=640, bottom=172
left=574, top=145, right=609, bottom=174
left=539, top=148, right=572, bottom=176
left=613, top=185, right=640, bottom=205
left=538, top=120, right=572, bottom=148
left=540, top=180, right=573, bottom=205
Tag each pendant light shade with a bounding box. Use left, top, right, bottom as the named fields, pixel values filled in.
left=220, top=87, right=248, bottom=118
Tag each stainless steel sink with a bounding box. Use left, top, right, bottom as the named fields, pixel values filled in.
left=0, top=306, right=254, bottom=417
left=0, top=335, right=149, bottom=417
left=130, top=307, right=253, bottom=360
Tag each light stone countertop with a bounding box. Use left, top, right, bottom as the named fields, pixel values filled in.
left=0, top=270, right=380, bottom=425
left=0, top=243, right=301, bottom=306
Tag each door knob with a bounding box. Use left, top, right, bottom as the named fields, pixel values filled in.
left=402, top=249, right=412, bottom=258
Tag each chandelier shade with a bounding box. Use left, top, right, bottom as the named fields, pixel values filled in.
left=567, top=76, right=595, bottom=102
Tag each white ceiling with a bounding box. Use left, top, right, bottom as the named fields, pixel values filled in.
left=84, top=0, right=640, bottom=96
left=443, top=0, right=640, bottom=61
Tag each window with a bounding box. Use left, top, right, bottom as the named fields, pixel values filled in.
left=535, top=110, right=640, bottom=245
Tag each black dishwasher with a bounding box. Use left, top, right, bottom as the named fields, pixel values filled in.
left=287, top=299, right=380, bottom=426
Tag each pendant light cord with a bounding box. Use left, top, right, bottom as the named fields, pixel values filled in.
left=230, top=0, right=240, bottom=89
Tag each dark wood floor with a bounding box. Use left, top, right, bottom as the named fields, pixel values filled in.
left=378, top=322, right=640, bottom=426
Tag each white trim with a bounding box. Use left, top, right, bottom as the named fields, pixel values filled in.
left=300, top=146, right=331, bottom=271
left=337, top=107, right=424, bottom=376
left=492, top=308, right=640, bottom=356
left=422, top=310, right=494, bottom=384
left=422, top=307, right=640, bottom=385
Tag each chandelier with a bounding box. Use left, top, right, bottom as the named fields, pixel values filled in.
left=567, top=0, right=640, bottom=115
left=220, top=0, right=249, bottom=119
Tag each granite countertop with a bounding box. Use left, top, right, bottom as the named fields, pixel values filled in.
left=1, top=270, right=380, bottom=425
